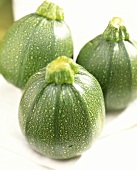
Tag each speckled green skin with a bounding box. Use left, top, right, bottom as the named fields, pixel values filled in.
left=18, top=65, right=105, bottom=159
left=0, top=13, right=73, bottom=89
left=76, top=35, right=137, bottom=111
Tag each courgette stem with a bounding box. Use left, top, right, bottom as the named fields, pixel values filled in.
left=45, top=56, right=79, bottom=84
left=36, top=0, right=64, bottom=21
left=103, top=17, right=129, bottom=42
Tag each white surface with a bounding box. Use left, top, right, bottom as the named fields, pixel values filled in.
left=1, top=0, right=137, bottom=169
left=0, top=75, right=137, bottom=170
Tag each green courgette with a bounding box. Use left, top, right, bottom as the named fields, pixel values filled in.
left=0, top=1, right=73, bottom=89
left=18, top=56, right=105, bottom=159
left=76, top=17, right=137, bottom=111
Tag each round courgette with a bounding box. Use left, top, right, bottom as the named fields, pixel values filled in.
left=76, top=17, right=137, bottom=111
left=18, top=56, right=105, bottom=159
left=0, top=1, right=73, bottom=89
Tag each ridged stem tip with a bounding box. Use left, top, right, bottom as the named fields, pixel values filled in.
left=36, top=0, right=64, bottom=21
left=103, top=17, right=130, bottom=42
left=45, top=56, right=79, bottom=85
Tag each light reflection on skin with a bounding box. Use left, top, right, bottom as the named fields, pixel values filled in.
left=73, top=82, right=84, bottom=94
left=73, top=74, right=94, bottom=94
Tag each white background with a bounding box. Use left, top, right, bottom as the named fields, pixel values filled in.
left=1, top=0, right=137, bottom=170
left=13, top=0, right=137, bottom=58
